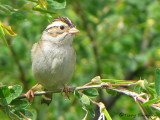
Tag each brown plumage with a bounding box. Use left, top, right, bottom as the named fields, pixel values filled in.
left=52, top=16, right=75, bottom=28
left=25, top=16, right=79, bottom=105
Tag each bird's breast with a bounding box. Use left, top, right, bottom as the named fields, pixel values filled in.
left=32, top=41, right=76, bottom=90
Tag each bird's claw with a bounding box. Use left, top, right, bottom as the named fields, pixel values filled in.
left=25, top=83, right=40, bottom=103
left=61, top=85, right=70, bottom=100
left=25, top=89, right=34, bottom=103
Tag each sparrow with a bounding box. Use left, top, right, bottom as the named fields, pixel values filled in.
left=26, top=16, right=79, bottom=104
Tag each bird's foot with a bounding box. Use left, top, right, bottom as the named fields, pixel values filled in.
left=61, top=85, right=70, bottom=100
left=25, top=83, right=40, bottom=102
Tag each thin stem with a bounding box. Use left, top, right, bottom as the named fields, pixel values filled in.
left=17, top=83, right=160, bottom=111
left=134, top=97, right=148, bottom=120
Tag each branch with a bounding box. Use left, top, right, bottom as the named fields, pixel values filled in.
left=17, top=83, right=160, bottom=111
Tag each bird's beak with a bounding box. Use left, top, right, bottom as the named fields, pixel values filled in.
left=68, top=27, right=80, bottom=34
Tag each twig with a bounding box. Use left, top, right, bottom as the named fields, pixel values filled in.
left=79, top=91, right=112, bottom=120
left=17, top=83, right=160, bottom=112
left=107, top=87, right=160, bottom=111
left=134, top=97, right=148, bottom=120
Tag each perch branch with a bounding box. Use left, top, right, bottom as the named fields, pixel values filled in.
left=17, top=82, right=160, bottom=112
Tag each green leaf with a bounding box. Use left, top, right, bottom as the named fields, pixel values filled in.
left=142, top=97, right=159, bottom=106
left=74, top=90, right=81, bottom=98
left=0, top=21, right=16, bottom=47
left=155, top=68, right=160, bottom=96
left=106, top=89, right=117, bottom=96
left=134, top=85, right=142, bottom=94
left=144, top=80, right=149, bottom=88
left=36, top=0, right=48, bottom=9
left=101, top=79, right=116, bottom=83
left=82, top=103, right=95, bottom=119
left=5, top=85, right=22, bottom=104
left=47, top=0, right=66, bottom=9
left=0, top=25, right=8, bottom=46
left=0, top=5, right=11, bottom=14
left=99, top=102, right=112, bottom=120
left=10, top=99, right=29, bottom=110
left=0, top=85, right=22, bottom=105
left=1, top=98, right=9, bottom=106
left=0, top=86, right=10, bottom=98
left=13, top=109, right=33, bottom=119
left=32, top=7, right=55, bottom=14
left=81, top=95, right=90, bottom=105
left=11, top=11, right=26, bottom=20
left=9, top=85, right=22, bottom=100
left=144, top=80, right=155, bottom=97
left=101, top=79, right=135, bottom=84
left=0, top=86, right=10, bottom=106
left=85, top=104, right=95, bottom=118
left=91, top=76, right=101, bottom=84
left=103, top=108, right=112, bottom=120
left=29, top=109, right=37, bottom=120
left=0, top=22, right=16, bottom=36
left=82, top=89, right=99, bottom=97
left=146, top=87, right=155, bottom=97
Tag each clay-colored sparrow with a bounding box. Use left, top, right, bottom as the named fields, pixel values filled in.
left=26, top=16, right=79, bottom=103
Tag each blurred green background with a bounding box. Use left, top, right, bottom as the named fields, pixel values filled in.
left=0, top=0, right=160, bottom=119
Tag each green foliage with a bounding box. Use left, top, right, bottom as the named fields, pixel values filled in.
left=33, top=0, right=66, bottom=14
left=134, top=85, right=142, bottom=94
left=80, top=95, right=95, bottom=118
left=82, top=89, right=99, bottom=97
left=0, top=86, right=10, bottom=98
left=0, top=25, right=8, bottom=46
left=0, top=0, right=160, bottom=119
left=85, top=104, right=95, bottom=118
left=106, top=89, right=117, bottom=96
left=155, top=68, right=160, bottom=96
left=47, top=0, right=66, bottom=9
left=144, top=80, right=156, bottom=97
left=81, top=94, right=90, bottom=106
left=142, top=97, right=159, bottom=106
left=0, top=85, right=35, bottom=119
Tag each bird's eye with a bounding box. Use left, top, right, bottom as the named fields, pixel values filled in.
left=60, top=25, right=65, bottom=30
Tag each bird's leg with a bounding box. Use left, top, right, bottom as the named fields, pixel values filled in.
left=61, top=85, right=70, bottom=100
left=25, top=83, right=40, bottom=102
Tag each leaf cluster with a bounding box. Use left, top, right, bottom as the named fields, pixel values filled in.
left=0, top=85, right=35, bottom=119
